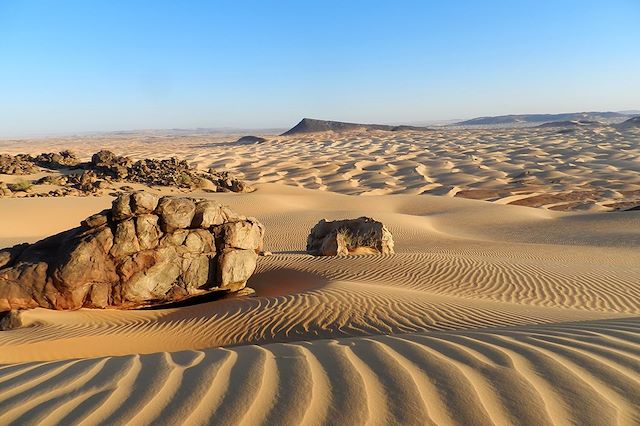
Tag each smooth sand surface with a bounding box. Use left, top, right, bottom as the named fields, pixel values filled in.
left=0, top=131, right=639, bottom=424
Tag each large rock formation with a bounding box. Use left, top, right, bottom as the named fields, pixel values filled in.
left=0, top=192, right=264, bottom=312
left=306, top=217, right=394, bottom=256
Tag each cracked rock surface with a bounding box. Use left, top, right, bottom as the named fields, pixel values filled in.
left=0, top=192, right=264, bottom=312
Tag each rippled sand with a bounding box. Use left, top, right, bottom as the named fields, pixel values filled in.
left=3, top=125, right=638, bottom=210
left=0, top=129, right=639, bottom=424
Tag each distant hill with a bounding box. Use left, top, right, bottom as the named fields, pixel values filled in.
left=235, top=135, right=267, bottom=144
left=453, top=112, right=630, bottom=126
left=537, top=120, right=604, bottom=128
left=281, top=118, right=430, bottom=136
left=616, top=116, right=640, bottom=129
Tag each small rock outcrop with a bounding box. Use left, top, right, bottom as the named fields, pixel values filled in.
left=0, top=192, right=264, bottom=312
left=236, top=135, right=267, bottom=144
left=306, top=217, right=394, bottom=256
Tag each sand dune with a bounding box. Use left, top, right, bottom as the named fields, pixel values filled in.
left=1, top=133, right=639, bottom=424
left=0, top=318, right=638, bottom=425
left=3, top=124, right=638, bottom=210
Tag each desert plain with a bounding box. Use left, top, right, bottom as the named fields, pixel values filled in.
left=0, top=122, right=639, bottom=425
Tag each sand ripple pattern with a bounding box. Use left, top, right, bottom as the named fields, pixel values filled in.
left=0, top=317, right=638, bottom=426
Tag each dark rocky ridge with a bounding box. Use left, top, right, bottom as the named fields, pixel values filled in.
left=281, top=118, right=431, bottom=136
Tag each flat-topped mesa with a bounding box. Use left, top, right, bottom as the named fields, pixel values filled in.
left=281, top=118, right=430, bottom=136
left=0, top=192, right=265, bottom=312
left=306, top=217, right=394, bottom=256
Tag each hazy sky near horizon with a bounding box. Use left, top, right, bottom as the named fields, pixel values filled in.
left=1, top=1, right=639, bottom=136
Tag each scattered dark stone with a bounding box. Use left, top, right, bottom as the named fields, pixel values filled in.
left=0, top=150, right=254, bottom=197
left=0, top=154, right=38, bottom=174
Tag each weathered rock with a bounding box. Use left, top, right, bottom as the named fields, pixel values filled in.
left=218, top=249, right=258, bottom=291
left=156, top=197, right=196, bottom=232
left=306, top=217, right=394, bottom=256
left=0, top=193, right=264, bottom=312
left=131, top=191, right=159, bottom=214
left=112, top=193, right=133, bottom=221
left=135, top=214, right=161, bottom=250
left=0, top=262, right=50, bottom=311
left=0, top=183, right=12, bottom=196
left=110, top=219, right=140, bottom=258
left=0, top=310, right=24, bottom=331
left=233, top=287, right=256, bottom=297
left=77, top=170, right=98, bottom=192
left=184, top=229, right=215, bottom=253
left=1, top=150, right=255, bottom=198
left=0, top=243, right=29, bottom=269
left=33, top=151, right=80, bottom=169
left=193, top=200, right=226, bottom=227
left=222, top=220, right=265, bottom=251
left=0, top=154, right=39, bottom=174
left=121, top=247, right=183, bottom=302
left=82, top=210, right=110, bottom=228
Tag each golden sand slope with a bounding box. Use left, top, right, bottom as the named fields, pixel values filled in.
left=1, top=318, right=638, bottom=426
left=0, top=184, right=639, bottom=424
left=2, top=125, right=640, bottom=211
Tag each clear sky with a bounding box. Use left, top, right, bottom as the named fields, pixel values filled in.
left=1, top=0, right=639, bottom=136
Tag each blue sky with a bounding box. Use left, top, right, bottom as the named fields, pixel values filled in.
left=1, top=1, right=639, bottom=136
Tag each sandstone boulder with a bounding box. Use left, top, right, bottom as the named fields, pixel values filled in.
left=306, top=217, right=394, bottom=256
left=157, top=197, right=196, bottom=232
left=0, top=192, right=265, bottom=313
left=218, top=249, right=259, bottom=291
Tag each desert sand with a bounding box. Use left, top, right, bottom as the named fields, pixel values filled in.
left=0, top=127, right=639, bottom=425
